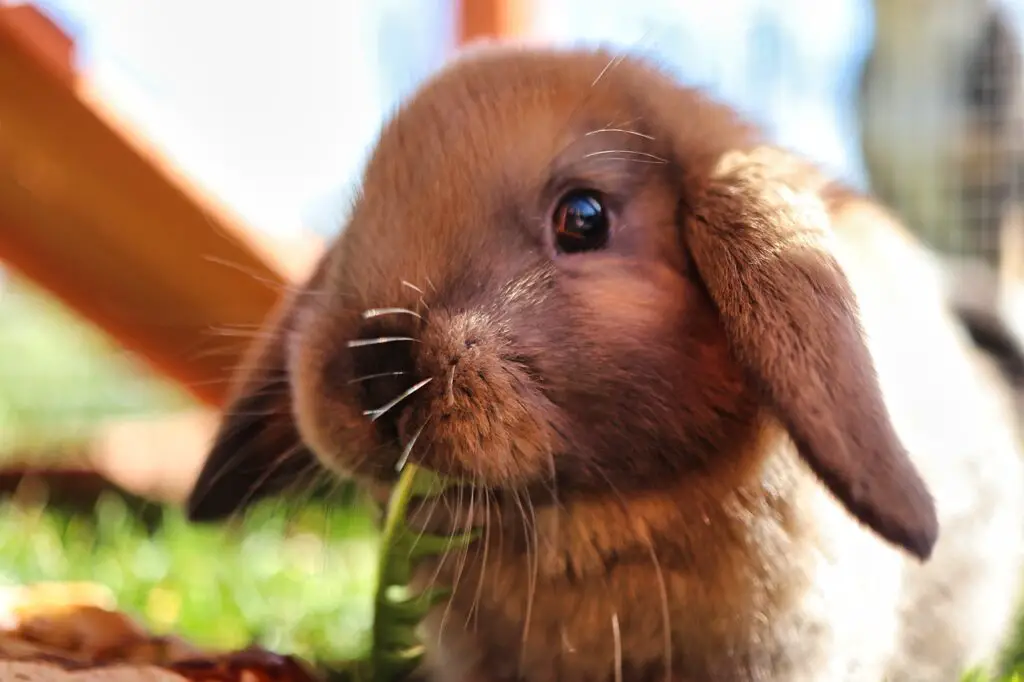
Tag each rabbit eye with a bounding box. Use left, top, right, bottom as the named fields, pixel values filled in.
left=552, top=190, right=609, bottom=253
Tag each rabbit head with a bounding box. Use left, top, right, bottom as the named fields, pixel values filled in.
left=186, top=45, right=938, bottom=564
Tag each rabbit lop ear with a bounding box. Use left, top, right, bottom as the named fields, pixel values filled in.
left=185, top=259, right=329, bottom=523
left=685, top=147, right=939, bottom=560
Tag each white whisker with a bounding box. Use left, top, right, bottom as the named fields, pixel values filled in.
left=612, top=612, right=623, bottom=682
left=347, top=371, right=409, bottom=384
left=396, top=419, right=429, bottom=472
left=363, top=307, right=423, bottom=320
left=583, top=149, right=668, bottom=163
left=347, top=336, right=418, bottom=348
left=591, top=53, right=626, bottom=88
left=364, top=377, right=433, bottom=421
left=401, top=280, right=425, bottom=295
left=646, top=542, right=672, bottom=682
left=586, top=156, right=667, bottom=165
left=585, top=127, right=654, bottom=141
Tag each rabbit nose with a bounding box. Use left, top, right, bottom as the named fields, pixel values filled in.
left=348, top=318, right=422, bottom=441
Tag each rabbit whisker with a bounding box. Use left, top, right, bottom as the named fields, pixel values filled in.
left=401, top=279, right=431, bottom=311
left=203, top=254, right=299, bottom=292
left=545, top=447, right=564, bottom=548
left=401, top=280, right=426, bottom=295
left=348, top=370, right=409, bottom=384
left=593, top=157, right=669, bottom=165
left=591, top=464, right=671, bottom=679
left=408, top=457, right=444, bottom=551
left=585, top=127, right=654, bottom=141
left=584, top=149, right=668, bottom=163
left=396, top=418, right=429, bottom=472
left=513, top=488, right=540, bottom=676
left=362, top=307, right=423, bottom=321
left=612, top=612, right=623, bottom=682
left=646, top=540, right=672, bottom=682
left=438, top=482, right=474, bottom=644
left=421, top=497, right=454, bottom=619
left=347, top=336, right=419, bottom=348
left=230, top=441, right=306, bottom=518
left=591, top=52, right=628, bottom=88
left=364, top=377, right=433, bottom=421
left=468, top=486, right=493, bottom=631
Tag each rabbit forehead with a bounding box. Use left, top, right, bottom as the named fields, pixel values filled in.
left=359, top=48, right=663, bottom=208
left=333, top=48, right=688, bottom=297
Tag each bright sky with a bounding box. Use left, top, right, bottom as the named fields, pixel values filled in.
left=35, top=0, right=396, bottom=237
left=36, top=0, right=1024, bottom=240
left=25, top=0, right=878, bottom=239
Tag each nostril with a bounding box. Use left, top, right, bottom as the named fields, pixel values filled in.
left=358, top=371, right=412, bottom=415
left=348, top=320, right=421, bottom=441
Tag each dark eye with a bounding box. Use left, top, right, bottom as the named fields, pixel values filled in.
left=552, top=190, right=609, bottom=253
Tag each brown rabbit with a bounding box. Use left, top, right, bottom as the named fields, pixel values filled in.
left=186, top=45, right=1024, bottom=682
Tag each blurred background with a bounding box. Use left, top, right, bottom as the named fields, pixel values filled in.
left=3, top=0, right=1024, bottom=668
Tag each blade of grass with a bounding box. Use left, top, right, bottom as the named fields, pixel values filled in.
left=365, top=464, right=479, bottom=682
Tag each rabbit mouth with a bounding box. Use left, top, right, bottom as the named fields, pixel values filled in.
left=329, top=298, right=565, bottom=490
left=400, top=478, right=563, bottom=539
left=378, top=371, right=562, bottom=490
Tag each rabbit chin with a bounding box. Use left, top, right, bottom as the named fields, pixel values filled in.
left=308, top=405, right=568, bottom=496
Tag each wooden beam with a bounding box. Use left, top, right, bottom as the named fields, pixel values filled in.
left=0, top=3, right=539, bottom=502
left=0, top=0, right=524, bottom=414
left=0, top=5, right=321, bottom=409
left=455, top=0, right=533, bottom=44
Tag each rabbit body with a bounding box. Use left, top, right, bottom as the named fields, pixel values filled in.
left=185, top=46, right=1024, bottom=682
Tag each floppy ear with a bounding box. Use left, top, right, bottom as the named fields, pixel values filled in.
left=685, top=147, right=939, bottom=560
left=185, top=259, right=329, bottom=523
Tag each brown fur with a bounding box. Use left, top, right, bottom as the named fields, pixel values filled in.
left=186, top=46, right=1024, bottom=681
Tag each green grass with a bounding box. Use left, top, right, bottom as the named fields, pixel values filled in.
left=0, top=465, right=473, bottom=682
left=1, top=490, right=1022, bottom=682
left=0, top=277, right=390, bottom=666
left=0, top=279, right=189, bottom=457
left=0, top=493, right=381, bottom=664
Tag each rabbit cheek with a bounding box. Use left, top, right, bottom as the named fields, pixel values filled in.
left=557, top=257, right=758, bottom=486
left=288, top=307, right=386, bottom=481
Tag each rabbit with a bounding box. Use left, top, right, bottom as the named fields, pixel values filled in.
left=185, top=45, right=1024, bottom=682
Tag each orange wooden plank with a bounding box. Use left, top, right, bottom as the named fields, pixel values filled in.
left=0, top=5, right=320, bottom=408
left=0, top=0, right=524, bottom=413
left=455, top=0, right=533, bottom=44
